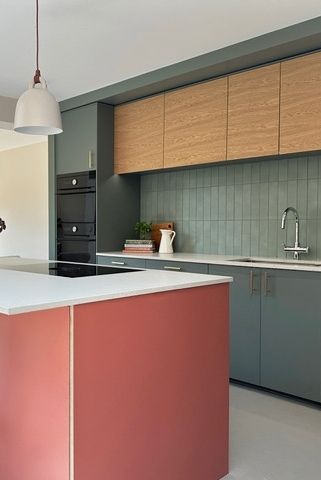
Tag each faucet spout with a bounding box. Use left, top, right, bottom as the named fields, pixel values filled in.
left=280, top=207, right=308, bottom=260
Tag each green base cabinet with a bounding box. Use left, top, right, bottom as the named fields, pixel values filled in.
left=209, top=265, right=261, bottom=384
left=260, top=269, right=321, bottom=402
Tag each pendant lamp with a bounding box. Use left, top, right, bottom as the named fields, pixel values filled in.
left=14, top=0, right=62, bottom=135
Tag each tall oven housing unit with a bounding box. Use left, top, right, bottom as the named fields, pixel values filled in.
left=53, top=103, right=140, bottom=263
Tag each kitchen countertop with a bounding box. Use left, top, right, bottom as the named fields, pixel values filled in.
left=0, top=257, right=232, bottom=315
left=97, top=251, right=321, bottom=272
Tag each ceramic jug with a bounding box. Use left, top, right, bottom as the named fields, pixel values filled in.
left=159, top=229, right=176, bottom=254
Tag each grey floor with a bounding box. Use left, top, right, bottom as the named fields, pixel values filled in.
left=223, top=384, right=321, bottom=480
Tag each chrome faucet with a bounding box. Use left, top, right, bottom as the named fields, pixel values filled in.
left=281, top=207, right=308, bottom=260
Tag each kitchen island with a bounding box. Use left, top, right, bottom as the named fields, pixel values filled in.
left=0, top=258, right=232, bottom=480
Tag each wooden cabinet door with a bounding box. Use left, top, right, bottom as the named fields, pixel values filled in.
left=208, top=265, right=261, bottom=384
left=164, top=78, right=227, bottom=168
left=55, top=103, right=98, bottom=175
left=114, top=95, right=164, bottom=174
left=261, top=269, right=321, bottom=402
left=280, top=51, right=321, bottom=154
left=227, top=64, right=280, bottom=160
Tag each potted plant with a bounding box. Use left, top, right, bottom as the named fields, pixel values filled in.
left=135, top=221, right=152, bottom=240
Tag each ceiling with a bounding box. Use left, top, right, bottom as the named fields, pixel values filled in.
left=1, top=0, right=321, bottom=102
left=0, top=129, right=46, bottom=153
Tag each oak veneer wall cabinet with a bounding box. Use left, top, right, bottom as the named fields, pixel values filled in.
left=227, top=64, right=280, bottom=160
left=280, top=51, right=321, bottom=154
left=164, top=78, right=228, bottom=167
left=114, top=94, right=164, bottom=174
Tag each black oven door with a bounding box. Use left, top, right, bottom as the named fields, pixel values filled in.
left=57, top=239, right=96, bottom=264
left=57, top=191, right=96, bottom=224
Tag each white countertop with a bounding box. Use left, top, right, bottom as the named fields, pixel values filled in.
left=97, top=251, right=321, bottom=272
left=0, top=258, right=232, bottom=315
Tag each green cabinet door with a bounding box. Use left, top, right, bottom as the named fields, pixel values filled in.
left=260, top=269, right=321, bottom=402
left=55, top=104, right=98, bottom=175
left=209, top=265, right=261, bottom=384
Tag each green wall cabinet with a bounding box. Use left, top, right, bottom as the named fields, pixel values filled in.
left=260, top=269, right=321, bottom=402
left=55, top=103, right=98, bottom=175
left=209, top=265, right=261, bottom=384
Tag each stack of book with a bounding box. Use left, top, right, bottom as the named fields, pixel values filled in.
left=122, top=239, right=155, bottom=254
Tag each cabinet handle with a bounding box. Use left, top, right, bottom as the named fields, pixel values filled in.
left=263, top=272, right=271, bottom=296
left=163, top=265, right=181, bottom=271
left=249, top=270, right=256, bottom=295
left=111, top=261, right=125, bottom=266
left=88, top=150, right=94, bottom=169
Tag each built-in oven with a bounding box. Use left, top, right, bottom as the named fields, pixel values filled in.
left=56, top=171, right=96, bottom=263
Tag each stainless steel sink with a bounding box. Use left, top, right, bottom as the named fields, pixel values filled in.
left=228, top=258, right=321, bottom=267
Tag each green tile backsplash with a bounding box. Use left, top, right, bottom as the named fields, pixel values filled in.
left=140, top=154, right=321, bottom=259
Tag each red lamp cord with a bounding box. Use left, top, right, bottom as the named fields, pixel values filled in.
left=34, top=0, right=41, bottom=84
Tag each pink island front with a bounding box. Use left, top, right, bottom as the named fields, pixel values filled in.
left=0, top=259, right=231, bottom=480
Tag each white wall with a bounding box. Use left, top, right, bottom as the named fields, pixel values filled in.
left=0, top=95, right=16, bottom=128
left=0, top=141, right=49, bottom=259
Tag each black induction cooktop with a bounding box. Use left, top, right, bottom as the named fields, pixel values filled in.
left=4, top=262, right=140, bottom=278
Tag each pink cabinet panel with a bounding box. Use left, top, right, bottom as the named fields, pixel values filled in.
left=0, top=308, right=70, bottom=480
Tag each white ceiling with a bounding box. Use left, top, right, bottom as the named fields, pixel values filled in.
left=0, top=129, right=46, bottom=152
left=1, top=0, right=321, bottom=102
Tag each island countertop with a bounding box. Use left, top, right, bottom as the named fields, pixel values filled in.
left=0, top=257, right=232, bottom=315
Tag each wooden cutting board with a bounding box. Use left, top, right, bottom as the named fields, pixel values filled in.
left=151, top=222, right=174, bottom=251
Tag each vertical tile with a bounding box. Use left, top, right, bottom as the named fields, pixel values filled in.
left=250, top=183, right=260, bottom=219
left=203, top=221, right=211, bottom=253
left=176, top=171, right=183, bottom=189
left=173, top=221, right=183, bottom=252
left=259, top=182, right=269, bottom=219
left=196, top=169, right=204, bottom=188
left=226, top=164, right=235, bottom=185
left=189, top=169, right=197, bottom=188
left=182, top=169, right=190, bottom=189
left=163, top=172, right=171, bottom=189
left=145, top=191, right=152, bottom=220
left=210, top=221, right=219, bottom=254
left=181, top=222, right=190, bottom=251
left=307, top=219, right=317, bottom=260
left=157, top=190, right=164, bottom=221
left=226, top=185, right=235, bottom=220
left=316, top=220, right=321, bottom=259
left=151, top=191, right=158, bottom=219
left=287, top=180, right=297, bottom=208
left=218, top=221, right=226, bottom=254
left=176, top=189, right=183, bottom=220
left=278, top=181, right=288, bottom=217
left=141, top=175, right=148, bottom=195
left=277, top=220, right=287, bottom=258
left=287, top=158, right=298, bottom=180
left=250, top=220, right=259, bottom=256
left=218, top=166, right=227, bottom=185
left=234, top=164, right=243, bottom=184
left=242, top=183, right=251, bottom=220
left=189, top=188, right=197, bottom=220
left=189, top=221, right=197, bottom=252
left=268, top=182, right=278, bottom=220
left=234, top=184, right=243, bottom=220
left=259, top=220, right=268, bottom=257
left=211, top=166, right=219, bottom=186
left=196, top=188, right=204, bottom=220
left=297, top=179, right=308, bottom=219
left=233, top=220, right=242, bottom=255
left=204, top=187, right=211, bottom=221
left=278, top=158, right=288, bottom=181
left=251, top=163, right=260, bottom=183
left=211, top=186, right=219, bottom=220
left=226, top=221, right=234, bottom=254
left=297, top=156, right=308, bottom=179
left=203, top=167, right=212, bottom=187
left=243, top=163, right=252, bottom=184
left=308, top=156, right=319, bottom=179
left=218, top=186, right=227, bottom=220
left=182, top=189, right=190, bottom=220
left=267, top=220, right=278, bottom=258
left=169, top=171, right=177, bottom=190
left=140, top=194, right=147, bottom=219
left=195, top=220, right=204, bottom=253
left=169, top=190, right=176, bottom=219
left=268, top=160, right=279, bottom=182
left=317, top=178, right=321, bottom=218
left=241, top=220, right=251, bottom=256
left=307, top=179, right=318, bottom=219
left=260, top=162, right=269, bottom=182
left=157, top=172, right=164, bottom=191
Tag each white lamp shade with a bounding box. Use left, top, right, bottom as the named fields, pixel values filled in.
left=14, top=82, right=63, bottom=135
